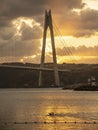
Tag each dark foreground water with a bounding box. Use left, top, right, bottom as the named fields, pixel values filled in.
left=0, top=88, right=98, bottom=130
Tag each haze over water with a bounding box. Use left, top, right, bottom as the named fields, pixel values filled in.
left=0, top=88, right=98, bottom=130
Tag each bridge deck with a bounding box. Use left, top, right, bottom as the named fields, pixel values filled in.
left=0, top=64, right=70, bottom=72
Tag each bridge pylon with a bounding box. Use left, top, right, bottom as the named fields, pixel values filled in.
left=39, top=10, right=60, bottom=87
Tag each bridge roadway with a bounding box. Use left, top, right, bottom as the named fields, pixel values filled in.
left=0, top=64, right=70, bottom=72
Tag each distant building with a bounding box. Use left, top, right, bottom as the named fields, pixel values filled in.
left=88, top=76, right=96, bottom=87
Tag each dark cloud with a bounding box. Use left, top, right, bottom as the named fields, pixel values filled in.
left=55, top=8, right=98, bottom=37
left=0, top=37, right=41, bottom=57
left=47, top=0, right=85, bottom=14
left=0, top=19, right=12, bottom=27
left=73, top=9, right=98, bottom=37
left=0, top=0, right=97, bottom=39
left=0, top=26, right=15, bottom=40
left=0, top=0, right=84, bottom=19
left=80, top=9, right=98, bottom=29
left=0, top=0, right=85, bottom=29
left=20, top=23, right=42, bottom=40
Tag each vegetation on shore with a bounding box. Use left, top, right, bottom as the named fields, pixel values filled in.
left=0, top=62, right=98, bottom=88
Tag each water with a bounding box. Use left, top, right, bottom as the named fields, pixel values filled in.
left=0, top=88, right=98, bottom=130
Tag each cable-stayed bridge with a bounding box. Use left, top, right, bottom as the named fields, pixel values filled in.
left=0, top=10, right=78, bottom=87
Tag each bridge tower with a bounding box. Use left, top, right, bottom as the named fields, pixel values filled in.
left=39, top=10, right=60, bottom=87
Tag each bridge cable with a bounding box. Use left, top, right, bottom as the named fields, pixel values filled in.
left=53, top=21, right=78, bottom=64
left=53, top=19, right=78, bottom=64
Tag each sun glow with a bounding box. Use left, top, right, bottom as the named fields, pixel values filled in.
left=41, top=35, right=98, bottom=52
left=40, top=38, right=53, bottom=53
left=57, top=55, right=98, bottom=64
left=57, top=56, right=78, bottom=64
left=20, top=55, right=38, bottom=63
left=83, top=0, right=98, bottom=10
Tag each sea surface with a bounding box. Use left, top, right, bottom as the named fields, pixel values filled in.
left=0, top=88, right=98, bottom=130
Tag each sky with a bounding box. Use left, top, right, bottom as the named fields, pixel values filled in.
left=0, top=0, right=98, bottom=64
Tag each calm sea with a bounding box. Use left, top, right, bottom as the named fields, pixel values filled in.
left=0, top=88, right=98, bottom=130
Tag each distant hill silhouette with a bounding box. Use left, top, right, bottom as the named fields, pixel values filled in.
left=0, top=62, right=98, bottom=88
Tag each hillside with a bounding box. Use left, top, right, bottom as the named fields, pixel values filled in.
left=0, top=62, right=98, bottom=88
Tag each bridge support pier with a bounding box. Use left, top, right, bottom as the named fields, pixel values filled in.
left=39, top=10, right=60, bottom=87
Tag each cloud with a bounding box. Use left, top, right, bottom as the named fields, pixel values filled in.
left=0, top=0, right=98, bottom=63
left=75, top=56, right=98, bottom=64
left=0, top=0, right=85, bottom=29
left=55, top=8, right=98, bottom=37
left=56, top=45, right=98, bottom=56
left=56, top=45, right=98, bottom=63
left=0, top=0, right=97, bottom=39
left=20, top=22, right=42, bottom=40
left=0, top=16, right=42, bottom=61
left=0, top=26, right=15, bottom=40
left=74, top=9, right=98, bottom=37
left=0, top=38, right=41, bottom=57
left=0, top=0, right=84, bottom=18
left=0, top=0, right=97, bottom=38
